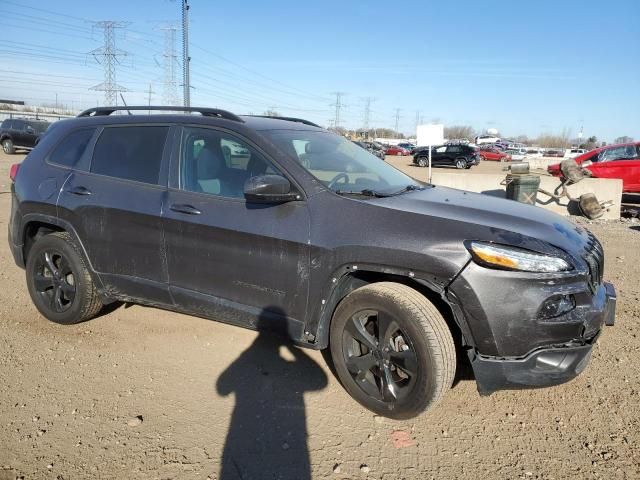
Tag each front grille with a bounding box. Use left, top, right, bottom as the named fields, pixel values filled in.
left=583, top=232, right=604, bottom=293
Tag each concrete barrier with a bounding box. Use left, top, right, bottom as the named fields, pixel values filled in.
left=422, top=171, right=622, bottom=220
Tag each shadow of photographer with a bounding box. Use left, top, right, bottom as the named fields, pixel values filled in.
left=216, top=307, right=328, bottom=479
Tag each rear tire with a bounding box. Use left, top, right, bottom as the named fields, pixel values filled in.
left=25, top=232, right=103, bottom=324
left=2, top=138, right=15, bottom=154
left=455, top=158, right=467, bottom=169
left=329, top=282, right=456, bottom=419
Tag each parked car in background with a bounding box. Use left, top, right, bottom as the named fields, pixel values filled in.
left=0, top=118, right=50, bottom=154
left=544, top=149, right=564, bottom=158
left=475, top=135, right=501, bottom=145
left=397, top=142, right=416, bottom=152
left=564, top=148, right=586, bottom=158
left=479, top=146, right=511, bottom=161
left=526, top=148, right=544, bottom=156
left=385, top=145, right=411, bottom=156
left=505, top=148, right=527, bottom=161
left=353, top=140, right=385, bottom=160
left=548, top=142, right=640, bottom=193
left=9, top=105, right=615, bottom=419
left=413, top=144, right=479, bottom=169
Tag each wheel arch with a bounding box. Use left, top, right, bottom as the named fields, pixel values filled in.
left=312, top=265, right=473, bottom=352
left=20, top=214, right=102, bottom=289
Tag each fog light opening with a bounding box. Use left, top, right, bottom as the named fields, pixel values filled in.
left=539, top=294, right=576, bottom=320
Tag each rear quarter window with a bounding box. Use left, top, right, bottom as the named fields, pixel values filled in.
left=48, top=128, right=97, bottom=168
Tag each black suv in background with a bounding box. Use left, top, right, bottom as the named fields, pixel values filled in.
left=8, top=106, right=615, bottom=419
left=413, top=144, right=480, bottom=169
left=1, top=118, right=50, bottom=154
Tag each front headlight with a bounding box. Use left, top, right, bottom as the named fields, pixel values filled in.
left=468, top=242, right=572, bottom=273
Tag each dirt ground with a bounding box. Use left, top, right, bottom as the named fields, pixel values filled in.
left=1, top=150, right=639, bottom=480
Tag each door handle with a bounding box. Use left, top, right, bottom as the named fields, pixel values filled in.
left=67, top=186, right=92, bottom=196
left=170, top=203, right=201, bottom=215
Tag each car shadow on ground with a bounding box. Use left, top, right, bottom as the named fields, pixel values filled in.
left=215, top=307, right=328, bottom=480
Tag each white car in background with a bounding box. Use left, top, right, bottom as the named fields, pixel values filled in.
left=564, top=148, right=587, bottom=158
left=505, top=148, right=528, bottom=161
left=475, top=135, right=501, bottom=145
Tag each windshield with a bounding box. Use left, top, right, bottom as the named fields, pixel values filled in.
left=265, top=130, right=422, bottom=195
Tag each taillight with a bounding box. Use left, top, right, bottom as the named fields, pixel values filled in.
left=9, top=163, right=20, bottom=182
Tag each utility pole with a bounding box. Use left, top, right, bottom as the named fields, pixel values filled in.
left=394, top=108, right=401, bottom=134
left=331, top=92, right=345, bottom=129
left=89, top=21, right=130, bottom=106
left=181, top=0, right=191, bottom=107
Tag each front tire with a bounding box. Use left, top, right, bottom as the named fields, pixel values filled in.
left=2, top=138, right=15, bottom=154
left=417, top=157, right=427, bottom=168
left=26, top=232, right=103, bottom=324
left=329, top=282, right=455, bottom=419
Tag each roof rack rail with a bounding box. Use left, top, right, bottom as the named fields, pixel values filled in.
left=246, top=115, right=321, bottom=128
left=77, top=106, right=244, bottom=123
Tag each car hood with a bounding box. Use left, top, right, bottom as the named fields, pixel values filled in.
left=371, top=185, right=592, bottom=257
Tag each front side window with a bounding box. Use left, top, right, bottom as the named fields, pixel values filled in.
left=265, top=130, right=421, bottom=195
left=180, top=127, right=279, bottom=198
left=49, top=128, right=96, bottom=168
left=91, top=126, right=169, bottom=185
left=1, top=120, right=11, bottom=129
left=598, top=146, right=639, bottom=162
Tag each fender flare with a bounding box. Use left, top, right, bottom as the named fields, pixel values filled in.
left=308, top=262, right=474, bottom=350
left=20, top=213, right=105, bottom=290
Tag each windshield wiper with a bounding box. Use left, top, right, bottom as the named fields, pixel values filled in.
left=334, top=189, right=390, bottom=197
left=385, top=184, right=425, bottom=196
left=335, top=185, right=425, bottom=198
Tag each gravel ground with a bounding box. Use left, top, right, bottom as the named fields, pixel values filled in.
left=0, top=151, right=639, bottom=480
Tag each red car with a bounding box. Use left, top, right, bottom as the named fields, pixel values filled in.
left=385, top=145, right=410, bottom=156
left=548, top=142, right=640, bottom=193
left=479, top=147, right=511, bottom=161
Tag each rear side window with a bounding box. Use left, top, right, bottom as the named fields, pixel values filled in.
left=49, top=128, right=96, bottom=168
left=1, top=120, right=11, bottom=129
left=91, top=126, right=169, bottom=185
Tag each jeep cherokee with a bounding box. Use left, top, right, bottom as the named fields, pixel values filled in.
left=8, top=106, right=616, bottom=419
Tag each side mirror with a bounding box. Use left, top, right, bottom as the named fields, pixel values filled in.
left=26, top=126, right=34, bottom=133
left=244, top=174, right=300, bottom=204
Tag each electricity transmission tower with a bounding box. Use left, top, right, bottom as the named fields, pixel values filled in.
left=362, top=97, right=375, bottom=131
left=394, top=108, right=401, bottom=134
left=89, top=21, right=130, bottom=106
left=331, top=92, right=346, bottom=129
left=181, top=0, right=191, bottom=107
left=160, top=26, right=179, bottom=106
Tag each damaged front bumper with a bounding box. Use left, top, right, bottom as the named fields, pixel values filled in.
left=468, top=281, right=616, bottom=395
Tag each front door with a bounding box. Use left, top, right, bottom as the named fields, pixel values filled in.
left=163, top=126, right=311, bottom=335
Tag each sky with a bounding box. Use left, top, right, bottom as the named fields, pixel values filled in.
left=0, top=0, right=638, bottom=141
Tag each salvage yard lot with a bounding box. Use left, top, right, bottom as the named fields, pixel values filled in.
left=0, top=150, right=639, bottom=479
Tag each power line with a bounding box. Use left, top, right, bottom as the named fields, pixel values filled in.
left=89, top=21, right=130, bottom=106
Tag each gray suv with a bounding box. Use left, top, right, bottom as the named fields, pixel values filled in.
left=8, top=106, right=616, bottom=419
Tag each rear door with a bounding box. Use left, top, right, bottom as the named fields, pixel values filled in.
left=163, top=125, right=311, bottom=331
left=57, top=124, right=173, bottom=304
left=444, top=145, right=462, bottom=165
left=11, top=120, right=26, bottom=146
